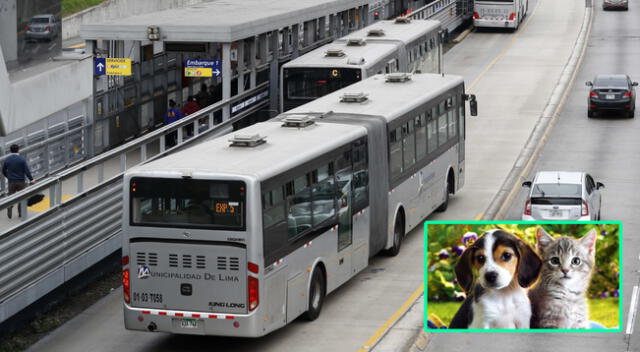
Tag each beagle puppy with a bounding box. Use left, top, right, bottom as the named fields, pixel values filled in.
left=449, top=229, right=542, bottom=329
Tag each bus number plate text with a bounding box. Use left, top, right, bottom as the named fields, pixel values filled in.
left=176, top=318, right=199, bottom=329
left=132, top=292, right=163, bottom=304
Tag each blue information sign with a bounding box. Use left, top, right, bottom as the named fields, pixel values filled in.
left=184, top=59, right=222, bottom=77
left=94, top=58, right=106, bottom=76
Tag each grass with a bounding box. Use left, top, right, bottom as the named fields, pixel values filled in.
left=428, top=298, right=619, bottom=329
left=62, top=0, right=107, bottom=17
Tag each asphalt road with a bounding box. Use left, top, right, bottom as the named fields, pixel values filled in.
left=425, top=2, right=640, bottom=352
left=23, top=0, right=594, bottom=350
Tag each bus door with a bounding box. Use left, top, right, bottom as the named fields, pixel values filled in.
left=335, top=150, right=353, bottom=287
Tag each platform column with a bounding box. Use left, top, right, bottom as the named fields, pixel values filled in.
left=222, top=42, right=231, bottom=121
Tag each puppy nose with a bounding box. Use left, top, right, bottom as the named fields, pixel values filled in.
left=485, top=271, right=498, bottom=284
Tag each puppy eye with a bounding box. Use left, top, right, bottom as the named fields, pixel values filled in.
left=550, top=257, right=560, bottom=265
left=476, top=255, right=486, bottom=264
left=501, top=252, right=512, bottom=261
left=572, top=257, right=581, bottom=265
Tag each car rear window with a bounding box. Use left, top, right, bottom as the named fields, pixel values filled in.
left=31, top=17, right=50, bottom=24
left=531, top=183, right=581, bottom=198
left=531, top=198, right=581, bottom=205
left=594, top=76, right=628, bottom=88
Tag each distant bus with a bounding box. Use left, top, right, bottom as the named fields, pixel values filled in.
left=122, top=73, right=476, bottom=337
left=281, top=18, right=442, bottom=111
left=472, top=0, right=528, bottom=29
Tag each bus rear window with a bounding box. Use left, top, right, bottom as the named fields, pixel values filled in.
left=130, top=178, right=246, bottom=230
left=283, top=67, right=362, bottom=100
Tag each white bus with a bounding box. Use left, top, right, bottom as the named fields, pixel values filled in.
left=472, top=0, right=528, bottom=29
left=122, top=73, right=477, bottom=337
left=281, top=18, right=442, bottom=111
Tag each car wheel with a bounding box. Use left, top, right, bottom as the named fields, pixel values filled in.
left=629, top=108, right=635, bottom=118
left=588, top=109, right=594, bottom=118
left=302, top=267, right=326, bottom=321
left=385, top=216, right=404, bottom=257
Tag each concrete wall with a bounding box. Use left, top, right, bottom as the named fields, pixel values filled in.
left=0, top=54, right=92, bottom=135
left=62, top=0, right=211, bottom=41
left=0, top=0, right=17, bottom=63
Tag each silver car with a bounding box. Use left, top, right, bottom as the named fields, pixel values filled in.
left=521, top=171, right=604, bottom=221
left=25, top=14, right=59, bottom=41
left=603, top=0, right=629, bottom=11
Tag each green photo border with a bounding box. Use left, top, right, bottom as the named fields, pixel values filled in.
left=423, top=221, right=623, bottom=333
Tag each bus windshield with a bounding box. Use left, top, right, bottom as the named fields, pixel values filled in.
left=284, top=67, right=362, bottom=100
left=130, top=177, right=246, bottom=230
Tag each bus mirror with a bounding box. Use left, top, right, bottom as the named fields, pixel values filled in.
left=522, top=181, right=532, bottom=188
left=585, top=81, right=593, bottom=87
left=469, top=95, right=478, bottom=116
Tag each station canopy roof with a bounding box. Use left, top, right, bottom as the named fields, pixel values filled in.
left=80, top=0, right=370, bottom=43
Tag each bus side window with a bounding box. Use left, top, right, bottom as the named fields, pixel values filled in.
left=402, top=120, right=415, bottom=170
left=438, top=100, right=448, bottom=147
left=415, top=113, right=427, bottom=161
left=335, top=150, right=353, bottom=251
left=287, top=176, right=312, bottom=238
left=448, top=96, right=457, bottom=140
left=427, top=109, right=438, bottom=154
left=312, top=163, right=336, bottom=226
left=389, top=127, right=403, bottom=178
left=352, top=138, right=369, bottom=214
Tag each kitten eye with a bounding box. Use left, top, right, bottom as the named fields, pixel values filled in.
left=476, top=255, right=486, bottom=264
left=501, top=252, right=512, bottom=261
left=550, top=257, right=560, bottom=265
left=572, top=257, right=581, bottom=265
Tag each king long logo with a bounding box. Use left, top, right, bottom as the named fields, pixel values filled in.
left=137, top=265, right=151, bottom=279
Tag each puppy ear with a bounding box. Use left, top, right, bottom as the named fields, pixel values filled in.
left=535, top=227, right=554, bottom=254
left=455, top=246, right=475, bottom=293
left=517, top=240, right=542, bottom=288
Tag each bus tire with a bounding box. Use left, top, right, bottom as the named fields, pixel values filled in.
left=385, top=214, right=404, bottom=257
left=436, top=172, right=453, bottom=212
left=303, top=267, right=326, bottom=321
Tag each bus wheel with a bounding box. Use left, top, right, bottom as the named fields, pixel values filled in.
left=303, top=267, right=326, bottom=321
left=385, top=215, right=404, bottom=257
left=436, top=178, right=451, bottom=212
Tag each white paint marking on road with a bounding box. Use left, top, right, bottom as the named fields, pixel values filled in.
left=48, top=43, right=56, bottom=51
left=626, top=285, right=639, bottom=335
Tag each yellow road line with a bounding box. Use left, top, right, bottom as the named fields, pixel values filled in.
left=467, top=0, right=543, bottom=91
left=474, top=213, right=484, bottom=220
left=358, top=284, right=424, bottom=352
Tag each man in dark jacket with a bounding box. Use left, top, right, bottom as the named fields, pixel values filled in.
left=2, top=144, right=35, bottom=218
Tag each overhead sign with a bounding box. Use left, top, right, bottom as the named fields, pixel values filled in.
left=106, top=58, right=132, bottom=76
left=94, top=58, right=106, bottom=76
left=184, top=59, right=221, bottom=78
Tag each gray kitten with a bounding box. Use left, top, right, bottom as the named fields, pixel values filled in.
left=529, top=227, right=597, bottom=329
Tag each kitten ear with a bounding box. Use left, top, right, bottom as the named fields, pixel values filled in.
left=454, top=247, right=475, bottom=294
left=535, top=227, right=554, bottom=254
left=580, top=229, right=598, bottom=255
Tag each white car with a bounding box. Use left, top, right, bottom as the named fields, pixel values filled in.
left=25, top=14, right=59, bottom=42
left=521, top=171, right=604, bottom=221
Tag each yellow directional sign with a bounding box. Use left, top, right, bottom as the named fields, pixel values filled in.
left=106, top=58, right=132, bottom=76
left=185, top=67, right=213, bottom=77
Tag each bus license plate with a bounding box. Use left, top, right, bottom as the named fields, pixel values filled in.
left=176, top=318, right=199, bottom=329
left=606, top=94, right=615, bottom=99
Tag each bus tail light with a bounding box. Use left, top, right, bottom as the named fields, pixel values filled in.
left=581, top=200, right=589, bottom=217
left=248, top=276, right=259, bottom=311
left=524, top=200, right=531, bottom=216
left=473, top=12, right=480, bottom=19
left=123, top=269, right=131, bottom=304
left=248, top=262, right=259, bottom=274
left=508, top=13, right=516, bottom=21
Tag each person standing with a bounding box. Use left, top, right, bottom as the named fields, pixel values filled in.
left=2, top=144, right=35, bottom=218
left=181, top=96, right=200, bottom=116
left=165, top=99, right=183, bottom=147
left=196, top=83, right=211, bottom=107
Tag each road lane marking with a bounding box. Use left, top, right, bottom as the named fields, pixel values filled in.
left=358, top=284, right=424, bottom=352
left=474, top=213, right=483, bottom=220
left=467, top=0, right=542, bottom=91
left=626, top=285, right=639, bottom=334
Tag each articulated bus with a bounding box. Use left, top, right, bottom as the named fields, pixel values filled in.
left=281, top=18, right=442, bottom=111
left=122, top=73, right=477, bottom=337
left=472, top=0, right=528, bottom=29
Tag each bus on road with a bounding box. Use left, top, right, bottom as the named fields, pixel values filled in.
left=122, top=73, right=477, bottom=337
left=472, top=0, right=528, bottom=30
left=281, top=18, right=442, bottom=111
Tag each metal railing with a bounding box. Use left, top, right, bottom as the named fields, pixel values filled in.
left=408, top=0, right=473, bottom=33
left=0, top=82, right=269, bottom=324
